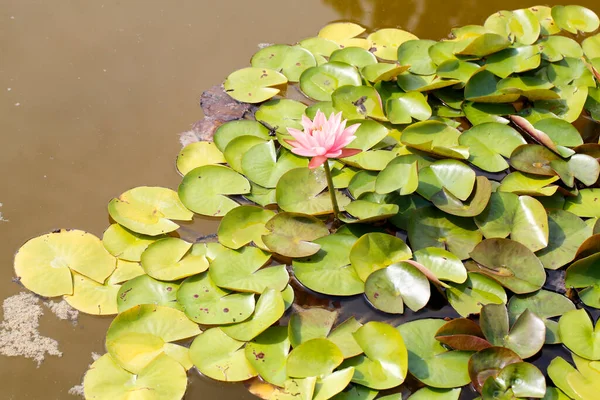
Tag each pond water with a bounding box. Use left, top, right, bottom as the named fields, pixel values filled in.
left=0, top=0, right=598, bottom=399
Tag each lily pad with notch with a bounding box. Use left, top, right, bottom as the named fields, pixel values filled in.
left=262, top=212, right=329, bottom=258
left=224, top=67, right=288, bottom=103
left=299, top=62, right=363, bottom=102
left=217, top=205, right=275, bottom=250
left=140, top=237, right=209, bottom=281
left=117, top=274, right=182, bottom=313
left=446, top=272, right=507, bottom=317
left=251, top=45, right=316, bottom=82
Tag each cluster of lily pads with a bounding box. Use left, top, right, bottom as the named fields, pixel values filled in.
left=11, top=4, right=600, bottom=400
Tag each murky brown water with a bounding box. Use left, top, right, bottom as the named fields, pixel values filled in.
left=1, top=0, right=599, bottom=399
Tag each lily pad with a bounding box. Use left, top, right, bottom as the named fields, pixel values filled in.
left=106, top=304, right=201, bottom=373
left=367, top=28, right=418, bottom=60
left=214, top=120, right=271, bottom=152
left=318, top=22, right=366, bottom=47
left=328, top=317, right=363, bottom=359
left=288, top=307, right=338, bottom=348
left=178, top=165, right=251, bottom=217
left=217, top=205, right=275, bottom=250
left=474, top=193, right=549, bottom=252
left=435, top=318, right=492, bottom=352
left=430, top=175, right=492, bottom=218
left=331, top=85, right=385, bottom=120
left=485, top=46, right=541, bottom=79
left=262, top=212, right=329, bottom=258
left=292, top=233, right=364, bottom=296
left=176, top=141, right=226, bottom=175
left=468, top=347, right=522, bottom=393
left=406, top=387, right=461, bottom=400
left=408, top=206, right=482, bottom=260
left=83, top=353, right=187, bottom=400
left=558, top=309, right=600, bottom=360
left=468, top=238, right=546, bottom=294
left=397, top=40, right=437, bottom=76
left=245, top=326, right=290, bottom=386
left=242, top=141, right=308, bottom=188
left=529, top=6, right=561, bottom=35
left=14, top=229, right=116, bottom=297
left=255, top=99, right=308, bottom=134
left=299, top=62, right=362, bottom=102
left=341, top=200, right=400, bottom=223
left=224, top=67, right=288, bottom=103
left=539, top=36, right=583, bottom=63
left=551, top=5, right=600, bottom=34
left=107, top=259, right=145, bottom=285
left=375, top=159, right=418, bottom=195
left=364, top=262, right=430, bottom=313
left=342, top=322, right=408, bottom=390
left=413, top=247, right=467, bottom=284
left=497, top=172, right=559, bottom=196
left=330, top=47, right=377, bottom=69
left=276, top=167, right=351, bottom=215
left=401, top=120, right=469, bottom=160
left=287, top=338, right=344, bottom=378
left=177, top=271, right=255, bottom=325
left=481, top=361, right=546, bottom=399
left=190, top=327, right=257, bottom=382
left=385, top=91, right=432, bottom=124
left=117, top=274, right=181, bottom=312
left=102, top=224, right=162, bottom=262
left=361, top=63, right=409, bottom=83
left=398, top=319, right=472, bottom=388
left=564, top=189, right=600, bottom=218
left=446, top=272, right=507, bottom=317
left=458, top=122, right=526, bottom=172
left=480, top=303, right=545, bottom=359
left=416, top=159, right=475, bottom=201
left=140, top=238, right=209, bottom=281
left=209, top=246, right=288, bottom=294
left=313, top=367, right=356, bottom=400
left=64, top=272, right=120, bottom=315
left=251, top=45, right=316, bottom=82
left=223, top=136, right=268, bottom=173
left=565, top=252, right=600, bottom=308
left=509, top=9, right=541, bottom=45
left=349, top=232, right=412, bottom=281
left=465, top=70, right=521, bottom=103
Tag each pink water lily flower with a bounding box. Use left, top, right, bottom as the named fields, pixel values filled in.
left=286, top=110, right=361, bottom=169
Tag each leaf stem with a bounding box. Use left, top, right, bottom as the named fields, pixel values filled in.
left=323, top=160, right=340, bottom=224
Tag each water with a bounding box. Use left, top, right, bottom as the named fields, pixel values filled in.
left=1, top=0, right=599, bottom=398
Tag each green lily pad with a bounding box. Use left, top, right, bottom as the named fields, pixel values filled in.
left=468, top=347, right=522, bottom=393
left=107, top=259, right=145, bottom=285
left=529, top=6, right=561, bottom=35
left=481, top=361, right=546, bottom=399
left=349, top=232, right=412, bottom=281
left=222, top=288, right=285, bottom=341
left=224, top=136, right=268, bottom=174
left=287, top=338, right=344, bottom=378
left=361, top=63, right=410, bottom=83
left=548, top=356, right=591, bottom=400
left=214, top=120, right=271, bottom=152
left=367, top=28, right=418, bottom=60
left=398, top=319, right=472, bottom=388
left=83, top=353, right=187, bottom=400
left=535, top=85, right=589, bottom=123
left=342, top=322, right=408, bottom=390
left=565, top=253, right=600, bottom=308
left=217, top=205, right=275, bottom=250
left=568, top=154, right=600, bottom=187
left=299, top=62, right=362, bottom=102
left=255, top=99, right=307, bottom=134
left=536, top=210, right=592, bottom=270
left=318, top=22, right=366, bottom=47
left=330, top=47, right=377, bottom=69
left=276, top=167, right=351, bottom=215
left=331, top=85, right=385, bottom=120
left=508, top=290, right=575, bottom=344
left=224, top=67, right=288, bottom=103
left=559, top=309, right=600, bottom=360
left=534, top=118, right=584, bottom=150
left=430, top=175, right=492, bottom=217
left=583, top=33, right=600, bottom=60
left=458, top=123, right=526, bottom=172
left=108, top=187, right=193, bottom=236
left=385, top=91, right=432, bottom=124
left=485, top=45, right=541, bottom=79
left=313, top=367, right=356, bottom=400
left=246, top=182, right=277, bottom=207
left=190, top=327, right=257, bottom=382
left=341, top=200, right=399, bottom=223
left=497, top=172, right=559, bottom=196
left=14, top=229, right=116, bottom=297
left=413, top=247, right=467, bottom=284
left=397, top=40, right=437, bottom=76
left=406, top=387, right=461, bottom=400
left=268, top=377, right=318, bottom=400
left=462, top=102, right=514, bottom=125
left=509, top=9, right=541, bottom=45
left=330, top=385, right=378, bottom=400
left=552, top=5, right=600, bottom=34
left=245, top=326, right=290, bottom=386
left=475, top=193, right=550, bottom=252
left=242, top=141, right=308, bottom=188
left=117, top=274, right=181, bottom=312
left=299, top=37, right=340, bottom=61
left=328, top=317, right=363, bottom=359
left=102, top=224, right=163, bottom=262
left=539, top=36, right=583, bottom=63
left=457, top=33, right=511, bottom=57
left=364, top=262, right=430, bottom=313
left=408, top=206, right=482, bottom=260
left=64, top=272, right=119, bottom=315
left=251, top=45, right=316, bottom=82
left=106, top=304, right=201, bottom=373
left=447, top=272, right=507, bottom=317
left=510, top=144, right=564, bottom=176
left=178, top=165, right=250, bottom=216
left=176, top=141, right=226, bottom=175
left=468, top=238, right=546, bottom=294
left=343, top=150, right=396, bottom=171
left=177, top=271, right=255, bottom=325
left=209, top=246, right=288, bottom=293
left=434, top=318, right=492, bottom=352
left=375, top=159, right=418, bottom=195
left=496, top=76, right=559, bottom=101
left=465, top=70, right=522, bottom=103
left=545, top=58, right=595, bottom=89
left=401, top=120, right=469, bottom=160
left=565, top=189, right=600, bottom=217
left=480, top=304, right=545, bottom=359
left=396, top=71, right=461, bottom=92
left=288, top=307, right=337, bottom=348
left=292, top=232, right=364, bottom=296
left=261, top=212, right=329, bottom=258
left=140, top=238, right=209, bottom=281
left=436, top=60, right=481, bottom=84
